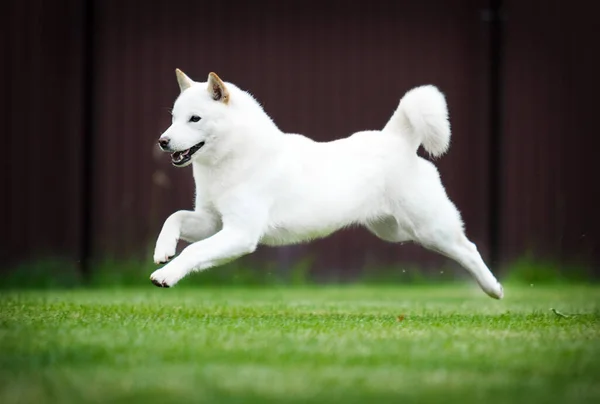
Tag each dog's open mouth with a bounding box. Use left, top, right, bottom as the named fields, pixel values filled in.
left=171, top=142, right=205, bottom=166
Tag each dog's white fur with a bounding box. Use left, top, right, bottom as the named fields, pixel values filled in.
left=150, top=70, right=504, bottom=299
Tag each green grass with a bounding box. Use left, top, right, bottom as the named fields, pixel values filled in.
left=1, top=285, right=599, bottom=404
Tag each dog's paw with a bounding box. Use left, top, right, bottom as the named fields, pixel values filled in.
left=153, top=242, right=177, bottom=264
left=150, top=276, right=170, bottom=288
left=484, top=281, right=504, bottom=300
left=149, top=268, right=184, bottom=288
left=153, top=253, right=174, bottom=265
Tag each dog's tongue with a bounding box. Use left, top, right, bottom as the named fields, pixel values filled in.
left=181, top=149, right=190, bottom=156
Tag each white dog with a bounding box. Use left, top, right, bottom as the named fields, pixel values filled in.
left=150, top=69, right=504, bottom=299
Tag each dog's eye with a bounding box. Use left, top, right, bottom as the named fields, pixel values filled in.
left=189, top=115, right=201, bottom=123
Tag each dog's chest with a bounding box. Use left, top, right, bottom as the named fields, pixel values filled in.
left=192, top=165, right=222, bottom=200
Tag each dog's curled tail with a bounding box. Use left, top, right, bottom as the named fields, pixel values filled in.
left=384, top=85, right=451, bottom=157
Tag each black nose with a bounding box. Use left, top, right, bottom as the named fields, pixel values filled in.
left=158, top=138, right=170, bottom=149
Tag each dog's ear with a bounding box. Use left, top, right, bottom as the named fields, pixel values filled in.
left=175, top=68, right=194, bottom=92
left=207, top=72, right=230, bottom=104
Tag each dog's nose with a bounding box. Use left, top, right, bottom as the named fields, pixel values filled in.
left=158, top=137, right=170, bottom=149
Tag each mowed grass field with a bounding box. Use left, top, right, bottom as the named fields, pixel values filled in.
left=1, top=284, right=599, bottom=404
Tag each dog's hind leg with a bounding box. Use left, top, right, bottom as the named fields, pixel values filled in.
left=417, top=227, right=504, bottom=299
left=368, top=213, right=503, bottom=299
left=153, top=210, right=221, bottom=264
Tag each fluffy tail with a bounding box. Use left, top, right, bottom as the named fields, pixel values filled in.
left=383, top=85, right=451, bottom=157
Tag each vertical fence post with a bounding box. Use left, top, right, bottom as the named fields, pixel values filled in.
left=80, top=0, right=96, bottom=281
left=487, top=0, right=504, bottom=269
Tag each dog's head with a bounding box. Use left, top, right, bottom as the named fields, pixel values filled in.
left=158, top=69, right=232, bottom=167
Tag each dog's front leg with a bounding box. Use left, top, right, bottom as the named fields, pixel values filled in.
left=153, top=209, right=220, bottom=264
left=150, top=226, right=259, bottom=287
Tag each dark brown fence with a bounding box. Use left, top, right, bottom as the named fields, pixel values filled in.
left=1, top=0, right=85, bottom=265
left=500, top=0, right=600, bottom=269
left=2, top=0, right=598, bottom=278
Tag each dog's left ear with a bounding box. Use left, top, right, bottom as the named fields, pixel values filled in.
left=207, top=72, right=230, bottom=104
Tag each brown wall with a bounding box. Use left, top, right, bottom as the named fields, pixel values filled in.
left=1, top=0, right=85, bottom=264
left=1, top=0, right=598, bottom=278
left=501, top=0, right=600, bottom=267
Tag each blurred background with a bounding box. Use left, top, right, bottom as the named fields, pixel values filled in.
left=1, top=0, right=598, bottom=286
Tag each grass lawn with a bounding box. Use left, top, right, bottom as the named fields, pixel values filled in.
left=1, top=284, right=599, bottom=403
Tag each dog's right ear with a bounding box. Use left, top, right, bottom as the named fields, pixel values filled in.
left=175, top=68, right=194, bottom=92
